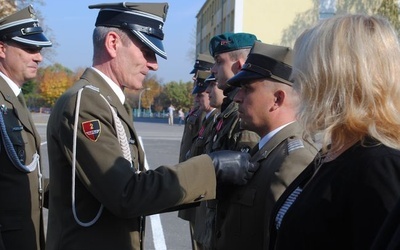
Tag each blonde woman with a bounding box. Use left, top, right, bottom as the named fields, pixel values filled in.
left=269, top=14, right=400, bottom=250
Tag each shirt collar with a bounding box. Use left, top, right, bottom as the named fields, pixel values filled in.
left=259, top=121, right=295, bottom=150
left=91, top=67, right=125, bottom=104
left=0, top=71, right=21, bottom=96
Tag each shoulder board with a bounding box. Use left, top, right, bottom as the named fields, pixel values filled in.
left=84, top=85, right=100, bottom=92
left=287, top=138, right=304, bottom=154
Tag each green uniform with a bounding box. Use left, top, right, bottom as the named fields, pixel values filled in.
left=206, top=101, right=259, bottom=153
left=0, top=77, right=45, bottom=250
left=195, top=99, right=260, bottom=248
left=46, top=68, right=216, bottom=250
left=179, top=107, right=205, bottom=163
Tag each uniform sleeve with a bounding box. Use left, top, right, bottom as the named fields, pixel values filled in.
left=58, top=90, right=216, bottom=218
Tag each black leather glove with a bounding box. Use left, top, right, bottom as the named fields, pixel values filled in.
left=209, top=150, right=259, bottom=185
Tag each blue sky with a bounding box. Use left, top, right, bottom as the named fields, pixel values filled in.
left=38, top=1, right=205, bottom=84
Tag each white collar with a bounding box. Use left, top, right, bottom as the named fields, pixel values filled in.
left=91, top=67, right=125, bottom=104
left=259, top=121, right=295, bottom=150
left=0, top=71, right=21, bottom=96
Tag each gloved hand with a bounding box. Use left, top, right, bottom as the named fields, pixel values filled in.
left=209, top=150, right=259, bottom=185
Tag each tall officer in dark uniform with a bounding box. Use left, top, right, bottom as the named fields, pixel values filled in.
left=46, top=3, right=257, bottom=250
left=195, top=33, right=261, bottom=249
left=0, top=6, right=52, bottom=250
left=179, top=53, right=214, bottom=163
left=206, top=32, right=260, bottom=154
left=214, top=42, right=318, bottom=249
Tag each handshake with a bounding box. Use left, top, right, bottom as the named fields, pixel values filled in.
left=209, top=150, right=259, bottom=185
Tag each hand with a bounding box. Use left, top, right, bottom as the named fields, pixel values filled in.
left=209, top=150, right=259, bottom=185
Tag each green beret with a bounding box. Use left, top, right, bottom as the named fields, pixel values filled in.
left=89, top=2, right=169, bottom=59
left=209, top=32, right=259, bottom=57
left=0, top=5, right=52, bottom=48
left=227, top=41, right=293, bottom=86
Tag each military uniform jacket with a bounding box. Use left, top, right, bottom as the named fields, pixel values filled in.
left=179, top=107, right=205, bottom=162
left=46, top=68, right=216, bottom=250
left=187, top=109, right=219, bottom=159
left=0, top=77, right=44, bottom=250
left=214, top=122, right=318, bottom=250
left=178, top=109, right=219, bottom=222
left=206, top=101, right=259, bottom=153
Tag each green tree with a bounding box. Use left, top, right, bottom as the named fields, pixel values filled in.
left=163, top=80, right=194, bottom=111
left=375, top=0, right=400, bottom=32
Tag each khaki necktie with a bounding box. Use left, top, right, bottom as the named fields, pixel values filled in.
left=124, top=102, right=133, bottom=117
left=18, top=92, right=28, bottom=109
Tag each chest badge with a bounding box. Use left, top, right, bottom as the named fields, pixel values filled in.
left=82, top=120, right=101, bottom=142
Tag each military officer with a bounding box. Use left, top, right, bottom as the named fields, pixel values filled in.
left=179, top=53, right=214, bottom=163
left=206, top=32, right=260, bottom=154
left=186, top=70, right=219, bottom=159
left=213, top=42, right=319, bottom=249
left=195, top=33, right=261, bottom=249
left=0, top=6, right=52, bottom=250
left=45, top=3, right=256, bottom=250
left=179, top=70, right=220, bottom=250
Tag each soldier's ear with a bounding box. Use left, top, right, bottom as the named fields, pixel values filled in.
left=104, top=31, right=120, bottom=58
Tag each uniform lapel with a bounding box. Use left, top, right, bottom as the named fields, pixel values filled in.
left=251, top=122, right=301, bottom=163
left=0, top=77, right=38, bottom=144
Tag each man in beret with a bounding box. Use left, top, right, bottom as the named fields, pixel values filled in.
left=194, top=32, right=261, bottom=249
left=45, top=3, right=257, bottom=250
left=213, top=41, right=318, bottom=249
left=0, top=5, right=52, bottom=250
left=206, top=32, right=260, bottom=154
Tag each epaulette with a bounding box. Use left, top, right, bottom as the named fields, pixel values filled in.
left=84, top=85, right=100, bottom=92
left=287, top=138, right=304, bottom=154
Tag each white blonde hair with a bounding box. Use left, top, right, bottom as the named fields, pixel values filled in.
left=292, top=14, right=400, bottom=153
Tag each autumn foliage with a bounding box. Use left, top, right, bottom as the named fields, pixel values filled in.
left=37, top=64, right=80, bottom=106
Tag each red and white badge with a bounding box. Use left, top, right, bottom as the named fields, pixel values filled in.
left=82, top=120, right=101, bottom=141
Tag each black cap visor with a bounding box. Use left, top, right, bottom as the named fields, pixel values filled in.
left=227, top=70, right=266, bottom=87
left=11, top=32, right=52, bottom=48
left=132, top=30, right=166, bottom=59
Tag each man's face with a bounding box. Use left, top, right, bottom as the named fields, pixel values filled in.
left=206, top=81, right=224, bottom=109
left=234, top=78, right=275, bottom=135
left=211, top=52, right=236, bottom=91
left=195, top=91, right=212, bottom=112
left=116, top=35, right=159, bottom=90
left=0, top=41, right=43, bottom=87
